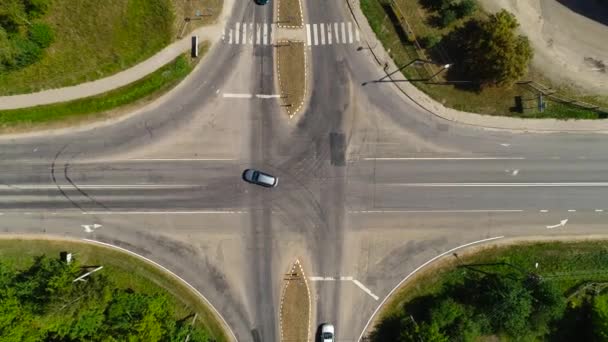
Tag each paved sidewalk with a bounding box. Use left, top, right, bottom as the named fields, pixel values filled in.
left=346, top=0, right=608, bottom=133
left=0, top=0, right=235, bottom=111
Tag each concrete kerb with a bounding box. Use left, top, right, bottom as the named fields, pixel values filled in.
left=275, top=40, right=307, bottom=118
left=275, top=0, right=304, bottom=29
left=0, top=0, right=235, bottom=111
left=345, top=0, right=608, bottom=133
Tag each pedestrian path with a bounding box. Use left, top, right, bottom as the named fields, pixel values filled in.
left=221, top=21, right=360, bottom=47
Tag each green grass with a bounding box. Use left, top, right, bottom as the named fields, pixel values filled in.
left=0, top=238, right=229, bottom=342
left=360, top=0, right=608, bottom=119
left=0, top=0, right=220, bottom=96
left=379, top=240, right=608, bottom=321
left=0, top=43, right=208, bottom=131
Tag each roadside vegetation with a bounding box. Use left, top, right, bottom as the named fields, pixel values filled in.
left=277, top=41, right=306, bottom=117
left=0, top=238, right=228, bottom=342
left=0, top=43, right=207, bottom=132
left=360, top=0, right=608, bottom=119
left=369, top=240, right=608, bottom=341
left=0, top=0, right=220, bottom=96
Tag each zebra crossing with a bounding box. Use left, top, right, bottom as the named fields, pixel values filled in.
left=305, top=22, right=360, bottom=46
left=220, top=21, right=360, bottom=47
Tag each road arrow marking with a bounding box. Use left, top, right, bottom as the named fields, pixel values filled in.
left=546, top=219, right=568, bottom=229
left=82, top=224, right=102, bottom=233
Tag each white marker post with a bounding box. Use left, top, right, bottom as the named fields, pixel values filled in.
left=191, top=35, right=199, bottom=57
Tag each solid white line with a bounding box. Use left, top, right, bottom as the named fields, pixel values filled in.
left=242, top=22, right=247, bottom=44
left=357, top=236, right=504, bottom=342
left=83, top=210, right=247, bottom=215
left=348, top=22, right=354, bottom=44
left=223, top=93, right=252, bottom=98
left=341, top=22, right=346, bottom=43
left=81, top=239, right=239, bottom=342
left=348, top=209, right=523, bottom=214
left=362, top=157, right=525, bottom=161
left=334, top=23, right=339, bottom=44
left=263, top=23, right=268, bottom=45
left=228, top=29, right=233, bottom=44
left=249, top=23, right=253, bottom=44
left=235, top=22, right=240, bottom=44
left=355, top=27, right=360, bottom=42
left=540, top=209, right=548, bottom=212
left=596, top=209, right=604, bottom=212
left=128, top=158, right=235, bottom=161
left=568, top=209, right=576, bottom=212
left=340, top=276, right=354, bottom=281
left=327, top=24, right=333, bottom=44
left=389, top=182, right=608, bottom=187
left=0, top=184, right=196, bottom=190
left=320, top=23, right=325, bottom=45
left=256, top=23, right=261, bottom=45
left=256, top=94, right=282, bottom=99
left=313, top=24, right=318, bottom=45
left=306, top=24, right=311, bottom=46
left=353, top=279, right=379, bottom=301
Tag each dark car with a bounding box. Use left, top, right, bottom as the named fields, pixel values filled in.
left=255, top=0, right=269, bottom=5
left=242, top=169, right=278, bottom=188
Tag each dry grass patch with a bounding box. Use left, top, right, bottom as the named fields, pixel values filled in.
left=277, top=0, right=303, bottom=28
left=280, top=260, right=310, bottom=342
left=276, top=41, right=306, bottom=117
left=173, top=0, right=223, bottom=37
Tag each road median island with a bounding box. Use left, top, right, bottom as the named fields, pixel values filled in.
left=365, top=239, right=608, bottom=341
left=358, top=0, right=608, bottom=119
left=276, top=0, right=304, bottom=28
left=0, top=237, right=231, bottom=341
left=0, top=42, right=209, bottom=133
left=280, top=260, right=311, bottom=342
left=276, top=41, right=307, bottom=118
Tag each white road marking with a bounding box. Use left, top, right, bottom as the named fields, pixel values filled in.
left=357, top=236, right=505, bottom=342
left=348, top=209, right=524, bottom=214
left=270, top=23, right=275, bottom=45
left=512, top=169, right=519, bottom=176
left=334, top=23, right=339, bottom=44
left=596, top=209, right=604, bottom=212
left=540, top=209, right=548, bottom=212
left=242, top=22, right=247, bottom=44
left=82, top=224, right=102, bottom=233
left=306, top=24, right=311, bottom=46
left=341, top=22, right=346, bottom=43
left=228, top=29, right=233, bottom=44
left=249, top=23, right=253, bottom=45
left=223, top=93, right=253, bottom=98
left=327, top=24, right=333, bottom=44
left=355, top=27, right=360, bottom=41
left=83, top=210, right=247, bottom=215
left=353, top=279, right=379, bottom=300
left=256, top=94, right=282, bottom=98
left=313, top=24, right=318, bottom=45
left=221, top=28, right=225, bottom=41
left=568, top=209, right=576, bottom=212
left=546, top=219, right=568, bottom=229
left=500, top=143, right=511, bottom=147
left=389, top=182, right=608, bottom=187
left=256, top=23, right=261, bottom=45
left=81, top=239, right=239, bottom=342
left=362, top=157, right=525, bottom=160
left=263, top=23, right=268, bottom=45
left=0, top=184, right=195, bottom=190
left=309, top=276, right=378, bottom=300
left=348, top=22, right=354, bottom=44
left=235, top=22, right=240, bottom=44
left=320, top=23, right=325, bottom=45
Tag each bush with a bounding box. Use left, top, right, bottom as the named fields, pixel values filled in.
left=440, top=9, right=458, bottom=26
left=29, top=22, right=54, bottom=48
left=11, top=35, right=42, bottom=68
left=421, top=34, right=442, bottom=48
left=24, top=0, right=51, bottom=18
left=455, top=0, right=477, bottom=18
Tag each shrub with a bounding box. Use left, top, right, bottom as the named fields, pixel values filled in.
left=29, top=22, right=54, bottom=48
left=440, top=9, right=458, bottom=27
left=24, top=0, right=51, bottom=18
left=11, top=35, right=42, bottom=68
left=421, top=34, right=442, bottom=48
left=455, top=0, right=478, bottom=18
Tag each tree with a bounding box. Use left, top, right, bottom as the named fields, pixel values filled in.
left=447, top=10, right=533, bottom=87
left=455, top=0, right=477, bottom=18
left=439, top=9, right=458, bottom=27
left=592, top=294, right=608, bottom=340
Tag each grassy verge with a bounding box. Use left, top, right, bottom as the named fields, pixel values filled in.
left=0, top=0, right=220, bottom=96
left=280, top=261, right=310, bottom=342
left=376, top=240, right=608, bottom=327
left=0, top=238, right=229, bottom=341
left=0, top=42, right=208, bottom=133
left=360, top=0, right=608, bottom=119
left=277, top=0, right=303, bottom=27
left=277, top=41, right=306, bottom=117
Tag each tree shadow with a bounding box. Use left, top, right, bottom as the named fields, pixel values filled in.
left=556, top=0, right=608, bottom=26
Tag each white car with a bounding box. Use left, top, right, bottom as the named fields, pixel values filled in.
left=321, top=323, right=335, bottom=342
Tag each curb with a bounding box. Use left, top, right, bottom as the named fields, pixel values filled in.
left=346, top=0, right=608, bottom=133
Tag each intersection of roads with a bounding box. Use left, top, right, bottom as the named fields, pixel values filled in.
left=2, top=1, right=608, bottom=341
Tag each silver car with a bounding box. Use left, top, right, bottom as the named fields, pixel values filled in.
left=242, top=169, right=278, bottom=188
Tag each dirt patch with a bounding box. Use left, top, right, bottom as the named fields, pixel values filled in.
left=280, top=260, right=310, bottom=342
left=277, top=0, right=303, bottom=28
left=276, top=41, right=306, bottom=117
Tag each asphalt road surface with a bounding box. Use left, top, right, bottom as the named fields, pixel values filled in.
left=2, top=1, right=608, bottom=342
